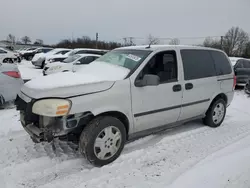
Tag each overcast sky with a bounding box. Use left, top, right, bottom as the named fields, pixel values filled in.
left=1, top=0, right=249, bottom=45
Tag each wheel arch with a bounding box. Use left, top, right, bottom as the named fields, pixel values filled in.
left=95, top=111, right=130, bottom=139
left=207, top=93, right=228, bottom=114
left=212, top=93, right=228, bottom=105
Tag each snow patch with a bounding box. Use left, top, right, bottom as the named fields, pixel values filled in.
left=24, top=61, right=130, bottom=90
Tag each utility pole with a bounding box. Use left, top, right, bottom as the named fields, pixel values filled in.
left=96, top=32, right=98, bottom=49
left=221, top=36, right=224, bottom=50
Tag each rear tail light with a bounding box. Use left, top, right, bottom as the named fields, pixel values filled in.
left=233, top=75, right=236, bottom=90
left=3, top=71, right=21, bottom=78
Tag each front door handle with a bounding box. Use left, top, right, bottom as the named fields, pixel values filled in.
left=185, top=83, right=193, bottom=90
left=173, top=84, right=182, bottom=92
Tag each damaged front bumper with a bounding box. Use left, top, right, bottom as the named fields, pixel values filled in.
left=16, top=94, right=91, bottom=143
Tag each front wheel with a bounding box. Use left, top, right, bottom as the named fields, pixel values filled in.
left=41, top=61, right=45, bottom=69
left=245, top=84, right=250, bottom=95
left=79, top=116, right=126, bottom=167
left=203, top=99, right=226, bottom=128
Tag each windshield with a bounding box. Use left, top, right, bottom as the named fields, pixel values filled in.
left=27, top=48, right=37, bottom=51
left=63, top=55, right=81, bottom=63
left=96, top=49, right=152, bottom=70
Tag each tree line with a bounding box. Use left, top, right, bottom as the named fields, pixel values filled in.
left=203, top=27, right=250, bottom=58
left=6, top=34, right=44, bottom=45
left=5, top=26, right=250, bottom=58
left=54, top=36, right=122, bottom=50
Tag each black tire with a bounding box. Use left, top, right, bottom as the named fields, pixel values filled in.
left=245, top=84, right=250, bottom=95
left=203, top=98, right=226, bottom=128
left=41, top=61, right=45, bottom=69
left=3, top=58, right=13, bottom=63
left=0, top=95, right=5, bottom=109
left=79, top=116, right=126, bottom=167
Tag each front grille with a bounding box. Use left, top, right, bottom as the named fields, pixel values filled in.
left=15, top=95, right=27, bottom=111
left=15, top=95, right=39, bottom=126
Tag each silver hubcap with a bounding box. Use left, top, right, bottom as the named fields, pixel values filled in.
left=212, top=103, right=225, bottom=124
left=94, top=126, right=122, bottom=160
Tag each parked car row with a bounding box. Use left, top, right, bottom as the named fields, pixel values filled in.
left=32, top=48, right=108, bottom=69
left=43, top=54, right=101, bottom=75
left=15, top=45, right=235, bottom=167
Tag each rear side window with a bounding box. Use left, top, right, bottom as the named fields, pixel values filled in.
left=210, top=51, right=232, bottom=75
left=235, top=60, right=244, bottom=68
left=235, top=59, right=250, bottom=68
left=243, top=60, right=250, bottom=68
left=181, top=50, right=216, bottom=80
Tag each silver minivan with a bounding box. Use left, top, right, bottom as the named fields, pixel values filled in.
left=15, top=45, right=235, bottom=166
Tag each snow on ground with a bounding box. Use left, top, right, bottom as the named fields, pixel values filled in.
left=0, top=91, right=250, bottom=188
left=17, top=61, right=43, bottom=80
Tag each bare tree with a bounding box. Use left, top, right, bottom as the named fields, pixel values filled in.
left=21, top=36, right=31, bottom=44
left=203, top=37, right=221, bottom=49
left=34, top=39, right=43, bottom=45
left=169, top=38, right=180, bottom=45
left=223, top=27, right=249, bottom=56
left=147, top=34, right=159, bottom=45
left=6, top=34, right=16, bottom=44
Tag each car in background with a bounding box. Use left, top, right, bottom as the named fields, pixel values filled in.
left=20, top=47, right=38, bottom=60
left=0, top=47, right=19, bottom=63
left=45, top=50, right=73, bottom=65
left=43, top=54, right=100, bottom=75
left=229, top=57, right=250, bottom=86
left=32, top=48, right=71, bottom=68
left=44, top=48, right=109, bottom=66
left=21, top=47, right=53, bottom=61
left=0, top=63, right=24, bottom=107
left=68, top=48, right=109, bottom=56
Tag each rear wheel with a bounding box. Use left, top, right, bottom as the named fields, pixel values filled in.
left=79, top=116, right=126, bottom=167
left=203, top=99, right=226, bottom=128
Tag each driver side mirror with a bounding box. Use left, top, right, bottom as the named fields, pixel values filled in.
left=135, top=74, right=160, bottom=87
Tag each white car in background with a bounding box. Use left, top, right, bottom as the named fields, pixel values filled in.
left=0, top=63, right=24, bottom=107
left=43, top=54, right=100, bottom=75
left=0, top=47, right=18, bottom=63
left=68, top=48, right=109, bottom=56
left=45, top=50, right=73, bottom=65
left=32, top=48, right=71, bottom=68
left=45, top=48, right=108, bottom=65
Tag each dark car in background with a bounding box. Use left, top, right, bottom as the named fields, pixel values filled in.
left=21, top=47, right=53, bottom=61
left=233, top=58, right=250, bottom=86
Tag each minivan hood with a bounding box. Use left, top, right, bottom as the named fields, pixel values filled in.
left=21, top=61, right=130, bottom=98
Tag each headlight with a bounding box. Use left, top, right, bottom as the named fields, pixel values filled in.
left=49, top=65, right=62, bottom=71
left=32, top=99, right=72, bottom=117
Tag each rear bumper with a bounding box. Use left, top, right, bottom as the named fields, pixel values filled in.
left=236, top=75, right=250, bottom=85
